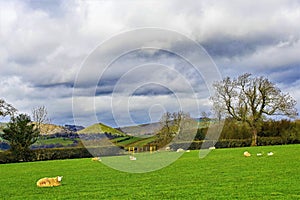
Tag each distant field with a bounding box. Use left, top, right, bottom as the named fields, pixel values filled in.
left=0, top=144, right=299, bottom=199
left=35, top=138, right=76, bottom=146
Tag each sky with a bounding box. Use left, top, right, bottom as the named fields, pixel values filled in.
left=0, top=0, right=299, bottom=127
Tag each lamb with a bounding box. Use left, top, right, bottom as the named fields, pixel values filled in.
left=165, top=146, right=171, bottom=151
left=92, top=157, right=101, bottom=161
left=243, top=151, right=251, bottom=157
left=129, top=155, right=136, bottom=160
left=36, top=176, right=63, bottom=187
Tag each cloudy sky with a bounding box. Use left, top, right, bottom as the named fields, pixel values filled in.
left=0, top=0, right=299, bottom=127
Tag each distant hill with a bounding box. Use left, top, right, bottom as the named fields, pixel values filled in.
left=118, top=118, right=209, bottom=136
left=0, top=122, right=75, bottom=136
left=118, top=122, right=162, bottom=136
left=37, top=123, right=72, bottom=135
left=64, top=124, right=85, bottom=132
left=77, top=123, right=126, bottom=136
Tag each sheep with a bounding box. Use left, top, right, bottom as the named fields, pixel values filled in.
left=256, top=153, right=263, bottom=156
left=209, top=147, right=216, bottom=150
left=36, top=176, right=63, bottom=187
left=92, top=157, right=101, bottom=161
left=267, top=152, right=274, bottom=156
left=129, top=155, right=136, bottom=160
left=243, top=151, right=251, bottom=157
left=176, top=148, right=185, bottom=152
left=165, top=146, right=171, bottom=151
left=186, top=150, right=190, bottom=153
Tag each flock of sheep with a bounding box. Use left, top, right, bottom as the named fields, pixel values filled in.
left=36, top=148, right=275, bottom=187
left=244, top=151, right=274, bottom=157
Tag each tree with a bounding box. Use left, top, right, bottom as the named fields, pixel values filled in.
left=0, top=98, right=17, bottom=117
left=2, top=114, right=40, bottom=161
left=155, top=111, right=195, bottom=147
left=211, top=73, right=297, bottom=146
left=32, top=105, right=50, bottom=133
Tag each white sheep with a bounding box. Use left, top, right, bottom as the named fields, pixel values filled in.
left=129, top=155, right=137, bottom=160
left=209, top=147, right=216, bottom=150
left=256, top=153, right=263, bottom=156
left=92, top=157, right=101, bottom=161
left=36, top=176, right=63, bottom=187
left=267, top=152, right=274, bottom=156
left=176, top=148, right=185, bottom=152
left=243, top=151, right=251, bottom=157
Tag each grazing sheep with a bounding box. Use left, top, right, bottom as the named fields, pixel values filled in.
left=243, top=151, right=251, bottom=157
left=256, top=153, right=263, bottom=156
left=176, top=148, right=185, bottom=152
left=209, top=147, right=216, bottom=150
left=165, top=146, right=171, bottom=151
left=267, top=152, right=274, bottom=156
left=129, top=155, right=136, bottom=160
left=37, top=176, right=63, bottom=187
left=92, top=157, right=101, bottom=161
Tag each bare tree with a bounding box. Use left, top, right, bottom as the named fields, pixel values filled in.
left=0, top=98, right=17, bottom=117
left=32, top=105, right=50, bottom=133
left=211, top=73, right=297, bottom=146
left=156, top=111, right=184, bottom=146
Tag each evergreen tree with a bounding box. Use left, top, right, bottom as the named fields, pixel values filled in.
left=2, top=114, right=39, bottom=161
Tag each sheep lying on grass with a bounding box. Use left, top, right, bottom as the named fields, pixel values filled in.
left=176, top=148, right=185, bottom=152
left=243, top=151, right=251, bottom=157
left=129, top=155, right=136, bottom=160
left=37, top=176, right=63, bottom=187
left=92, top=157, right=101, bottom=161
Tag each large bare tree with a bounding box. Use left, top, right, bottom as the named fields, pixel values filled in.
left=211, top=73, right=297, bottom=146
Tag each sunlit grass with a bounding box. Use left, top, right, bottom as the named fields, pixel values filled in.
left=0, top=144, right=299, bottom=199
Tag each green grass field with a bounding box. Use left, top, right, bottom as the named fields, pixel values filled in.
left=0, top=144, right=299, bottom=199
left=34, top=138, right=76, bottom=146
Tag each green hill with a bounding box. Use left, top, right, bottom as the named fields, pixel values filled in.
left=77, top=123, right=126, bottom=136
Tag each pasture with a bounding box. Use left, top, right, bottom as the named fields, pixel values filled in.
left=0, top=144, right=299, bottom=199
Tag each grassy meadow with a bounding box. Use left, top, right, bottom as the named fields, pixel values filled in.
left=0, top=144, right=299, bottom=199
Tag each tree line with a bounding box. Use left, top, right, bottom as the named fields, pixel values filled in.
left=0, top=73, right=299, bottom=162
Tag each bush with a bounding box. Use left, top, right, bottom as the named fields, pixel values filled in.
left=31, top=146, right=123, bottom=162
left=0, top=151, right=16, bottom=163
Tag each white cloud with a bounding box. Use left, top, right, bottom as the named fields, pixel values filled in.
left=1, top=0, right=299, bottom=125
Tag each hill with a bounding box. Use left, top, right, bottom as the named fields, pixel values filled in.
left=118, top=118, right=211, bottom=136
left=118, top=122, right=162, bottom=136
left=35, top=123, right=72, bottom=135
left=77, top=123, right=126, bottom=136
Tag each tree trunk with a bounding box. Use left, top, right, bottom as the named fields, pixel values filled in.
left=251, top=128, right=258, bottom=146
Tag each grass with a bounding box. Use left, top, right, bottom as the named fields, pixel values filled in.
left=0, top=144, right=299, bottom=199
left=34, top=138, right=76, bottom=146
